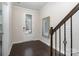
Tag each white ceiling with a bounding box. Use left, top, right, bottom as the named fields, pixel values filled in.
left=13, top=2, right=47, bottom=10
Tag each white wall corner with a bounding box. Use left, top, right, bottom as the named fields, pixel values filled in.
left=40, top=38, right=50, bottom=46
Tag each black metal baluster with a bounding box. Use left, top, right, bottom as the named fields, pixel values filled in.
left=59, top=27, right=61, bottom=56
left=50, top=34, right=53, bottom=56
left=70, top=17, right=72, bottom=56
left=64, top=23, right=67, bottom=56
left=55, top=31, right=57, bottom=56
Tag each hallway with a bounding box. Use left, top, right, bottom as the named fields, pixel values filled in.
left=1, top=2, right=79, bottom=56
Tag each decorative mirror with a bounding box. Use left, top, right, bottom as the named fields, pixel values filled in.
left=42, top=16, right=50, bottom=38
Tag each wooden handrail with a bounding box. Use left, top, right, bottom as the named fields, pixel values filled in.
left=53, top=3, right=79, bottom=32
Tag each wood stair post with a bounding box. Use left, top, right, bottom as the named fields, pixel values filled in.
left=49, top=27, right=54, bottom=56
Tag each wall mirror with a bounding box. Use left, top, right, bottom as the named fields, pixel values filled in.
left=42, top=16, right=50, bottom=38
left=25, top=14, right=32, bottom=34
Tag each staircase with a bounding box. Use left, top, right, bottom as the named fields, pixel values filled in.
left=50, top=3, right=79, bottom=56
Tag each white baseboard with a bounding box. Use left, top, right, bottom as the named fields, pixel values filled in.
left=72, top=48, right=78, bottom=53
left=12, top=39, right=40, bottom=44
left=40, top=38, right=50, bottom=46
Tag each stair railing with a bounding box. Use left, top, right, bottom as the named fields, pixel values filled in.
left=49, top=3, right=79, bottom=56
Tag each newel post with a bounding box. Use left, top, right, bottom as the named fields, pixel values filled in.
left=49, top=27, right=54, bottom=56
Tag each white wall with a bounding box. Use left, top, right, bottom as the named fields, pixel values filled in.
left=12, top=6, right=41, bottom=44
left=2, top=2, right=12, bottom=56
left=40, top=2, right=78, bottom=28
left=72, top=10, right=79, bottom=54
left=40, top=2, right=78, bottom=55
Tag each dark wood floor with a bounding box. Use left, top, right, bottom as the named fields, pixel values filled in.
left=9, top=40, right=64, bottom=56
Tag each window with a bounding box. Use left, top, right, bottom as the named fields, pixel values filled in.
left=25, top=14, right=32, bottom=34
left=42, top=16, right=50, bottom=38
